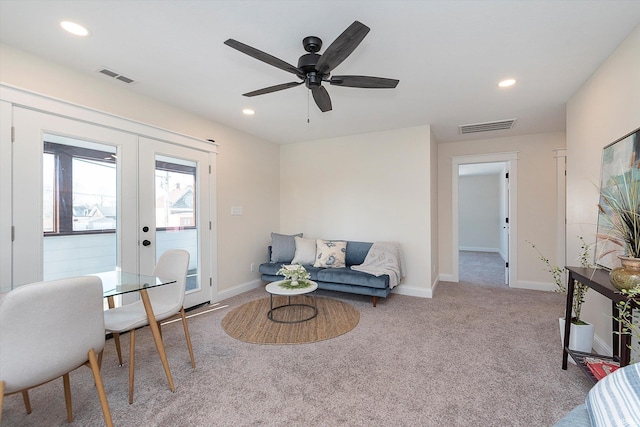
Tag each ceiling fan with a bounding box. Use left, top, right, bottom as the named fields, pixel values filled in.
left=224, top=20, right=399, bottom=112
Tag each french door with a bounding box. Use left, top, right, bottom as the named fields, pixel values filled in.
left=11, top=107, right=212, bottom=307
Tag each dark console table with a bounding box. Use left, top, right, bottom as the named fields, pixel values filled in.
left=562, top=267, right=638, bottom=383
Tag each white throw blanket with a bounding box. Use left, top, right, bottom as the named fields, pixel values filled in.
left=351, top=241, right=406, bottom=289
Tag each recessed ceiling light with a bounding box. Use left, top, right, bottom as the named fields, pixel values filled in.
left=498, top=79, right=516, bottom=88
left=242, top=109, right=255, bottom=115
left=60, top=21, right=89, bottom=37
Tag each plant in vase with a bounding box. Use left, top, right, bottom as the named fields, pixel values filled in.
left=614, top=284, right=640, bottom=364
left=529, top=236, right=591, bottom=325
left=276, top=264, right=311, bottom=289
left=529, top=237, right=595, bottom=358
left=598, top=167, right=640, bottom=290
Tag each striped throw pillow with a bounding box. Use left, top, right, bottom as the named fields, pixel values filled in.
left=586, top=362, right=640, bottom=427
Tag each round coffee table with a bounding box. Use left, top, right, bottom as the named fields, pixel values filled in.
left=265, top=280, right=318, bottom=323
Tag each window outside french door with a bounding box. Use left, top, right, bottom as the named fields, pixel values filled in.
left=11, top=108, right=212, bottom=308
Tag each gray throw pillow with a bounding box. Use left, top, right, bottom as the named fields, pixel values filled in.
left=271, top=232, right=303, bottom=263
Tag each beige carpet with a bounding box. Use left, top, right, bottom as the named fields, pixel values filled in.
left=221, top=295, right=359, bottom=344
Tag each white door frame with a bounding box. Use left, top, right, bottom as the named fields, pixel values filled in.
left=0, top=84, right=217, bottom=302
left=0, top=100, right=12, bottom=289
left=452, top=152, right=519, bottom=286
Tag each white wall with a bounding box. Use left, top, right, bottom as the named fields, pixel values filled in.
left=438, top=132, right=565, bottom=287
left=459, top=174, right=501, bottom=252
left=0, top=43, right=280, bottom=298
left=280, top=125, right=434, bottom=297
left=566, top=24, right=640, bottom=354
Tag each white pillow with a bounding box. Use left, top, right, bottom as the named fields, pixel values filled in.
left=291, top=237, right=316, bottom=265
left=314, top=240, right=347, bottom=268
left=586, top=362, right=640, bottom=427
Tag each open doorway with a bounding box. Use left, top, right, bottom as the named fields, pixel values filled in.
left=451, top=152, right=518, bottom=287
left=458, top=162, right=508, bottom=287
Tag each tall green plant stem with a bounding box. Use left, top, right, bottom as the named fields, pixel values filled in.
left=528, top=236, right=591, bottom=325
left=614, top=285, right=640, bottom=364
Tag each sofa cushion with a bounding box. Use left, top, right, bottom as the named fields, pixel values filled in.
left=291, top=237, right=317, bottom=265
left=552, top=404, right=591, bottom=427
left=270, top=232, right=302, bottom=263
left=345, top=241, right=374, bottom=266
left=586, top=362, right=640, bottom=427
left=317, top=268, right=389, bottom=289
left=314, top=240, right=347, bottom=268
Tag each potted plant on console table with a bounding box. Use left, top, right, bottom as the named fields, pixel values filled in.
left=598, top=166, right=640, bottom=291
left=529, top=237, right=595, bottom=360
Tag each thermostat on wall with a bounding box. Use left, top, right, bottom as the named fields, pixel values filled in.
left=231, top=206, right=243, bottom=216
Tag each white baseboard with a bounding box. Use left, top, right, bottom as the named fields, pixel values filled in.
left=394, top=284, right=433, bottom=299
left=439, top=273, right=455, bottom=282
left=212, top=278, right=263, bottom=303
left=511, top=280, right=556, bottom=292
left=459, top=246, right=500, bottom=253
left=592, top=333, right=613, bottom=357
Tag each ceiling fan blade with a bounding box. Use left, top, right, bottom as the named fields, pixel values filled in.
left=311, top=86, right=332, bottom=112
left=315, top=21, right=370, bottom=75
left=243, top=81, right=303, bottom=97
left=224, top=39, right=305, bottom=78
left=330, top=75, right=399, bottom=89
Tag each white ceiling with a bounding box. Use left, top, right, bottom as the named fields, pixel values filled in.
left=1, top=1, right=639, bottom=145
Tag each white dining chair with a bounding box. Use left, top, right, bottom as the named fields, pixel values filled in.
left=0, top=276, right=113, bottom=427
left=103, top=249, right=195, bottom=404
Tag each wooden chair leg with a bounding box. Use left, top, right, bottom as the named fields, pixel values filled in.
left=21, top=390, right=31, bottom=414
left=128, top=329, right=135, bottom=404
left=372, top=296, right=377, bottom=307
left=0, top=380, right=4, bottom=425
left=88, top=348, right=113, bottom=427
left=63, top=373, right=73, bottom=422
left=180, top=307, right=196, bottom=368
left=157, top=321, right=163, bottom=338
left=113, top=332, right=123, bottom=367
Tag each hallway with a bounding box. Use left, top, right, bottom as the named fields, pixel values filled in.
left=459, top=250, right=507, bottom=288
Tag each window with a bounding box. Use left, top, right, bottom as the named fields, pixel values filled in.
left=155, top=159, right=196, bottom=230
left=43, top=140, right=116, bottom=235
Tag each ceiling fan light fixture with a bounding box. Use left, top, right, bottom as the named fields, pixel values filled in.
left=60, top=21, right=89, bottom=37
left=498, top=79, right=516, bottom=88
left=242, top=108, right=255, bottom=115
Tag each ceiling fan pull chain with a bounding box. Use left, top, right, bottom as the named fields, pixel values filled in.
left=307, top=90, right=310, bottom=124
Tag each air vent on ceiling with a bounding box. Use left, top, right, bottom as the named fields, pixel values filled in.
left=458, top=118, right=517, bottom=134
left=98, top=68, right=135, bottom=84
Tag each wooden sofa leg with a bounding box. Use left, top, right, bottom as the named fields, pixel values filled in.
left=372, top=296, right=377, bottom=307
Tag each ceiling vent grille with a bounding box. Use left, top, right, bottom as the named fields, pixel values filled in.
left=98, top=68, right=135, bottom=84
left=458, top=118, right=517, bottom=134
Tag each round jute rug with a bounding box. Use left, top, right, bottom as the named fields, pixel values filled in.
left=221, top=296, right=360, bottom=344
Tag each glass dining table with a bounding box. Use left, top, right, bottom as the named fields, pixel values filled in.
left=92, top=270, right=178, bottom=394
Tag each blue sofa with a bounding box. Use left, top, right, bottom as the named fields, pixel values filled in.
left=259, top=240, right=391, bottom=307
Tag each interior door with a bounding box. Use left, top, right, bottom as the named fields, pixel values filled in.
left=138, top=137, right=211, bottom=308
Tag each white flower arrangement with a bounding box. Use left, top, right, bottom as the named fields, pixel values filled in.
left=276, top=264, right=311, bottom=288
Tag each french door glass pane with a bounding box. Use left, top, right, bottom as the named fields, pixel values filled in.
left=42, top=134, right=117, bottom=280
left=155, top=156, right=198, bottom=292
left=42, top=153, right=55, bottom=233
left=72, top=157, right=116, bottom=231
